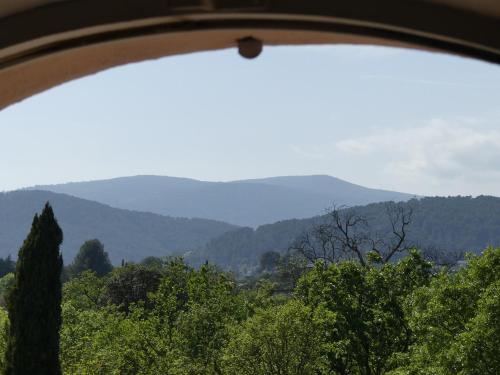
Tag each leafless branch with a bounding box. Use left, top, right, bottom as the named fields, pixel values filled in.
left=291, top=202, right=414, bottom=267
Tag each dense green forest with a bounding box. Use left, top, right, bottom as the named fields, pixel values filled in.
left=0, top=247, right=498, bottom=374
left=192, top=196, right=500, bottom=273
left=0, top=204, right=499, bottom=374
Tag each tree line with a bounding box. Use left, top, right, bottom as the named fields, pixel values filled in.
left=0, top=203, right=498, bottom=374
left=193, top=196, right=500, bottom=273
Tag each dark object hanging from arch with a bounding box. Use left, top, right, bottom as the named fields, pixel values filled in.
left=238, top=37, right=263, bottom=59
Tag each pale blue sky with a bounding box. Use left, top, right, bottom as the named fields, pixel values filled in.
left=1, top=45, right=500, bottom=196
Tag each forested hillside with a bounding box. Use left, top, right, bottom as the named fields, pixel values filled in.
left=0, top=191, right=237, bottom=264
left=191, top=196, right=500, bottom=272
left=29, top=175, right=414, bottom=227
left=3, top=192, right=499, bottom=272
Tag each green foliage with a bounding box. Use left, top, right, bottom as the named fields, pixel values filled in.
left=140, top=256, right=165, bottom=270
left=0, top=243, right=497, bottom=374
left=0, top=308, right=8, bottom=371
left=170, top=264, right=244, bottom=373
left=101, top=265, right=162, bottom=312
left=367, top=250, right=383, bottom=264
left=0, top=274, right=14, bottom=307
left=296, top=250, right=432, bottom=374
left=222, top=300, right=325, bottom=375
left=60, top=260, right=246, bottom=374
left=236, top=279, right=288, bottom=316
left=276, top=251, right=309, bottom=290
left=56, top=249, right=500, bottom=374
left=70, top=239, right=113, bottom=278
left=4, top=203, right=63, bottom=375
left=63, top=271, right=105, bottom=310
left=60, top=303, right=177, bottom=375
left=453, top=279, right=500, bottom=374
left=398, top=247, right=500, bottom=374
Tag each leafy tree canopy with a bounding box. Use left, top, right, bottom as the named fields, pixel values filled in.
left=70, top=239, right=113, bottom=278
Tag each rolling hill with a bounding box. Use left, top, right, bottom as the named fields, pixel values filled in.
left=28, top=175, right=415, bottom=227
left=189, top=196, right=500, bottom=273
left=3, top=190, right=499, bottom=273
left=0, top=190, right=237, bottom=264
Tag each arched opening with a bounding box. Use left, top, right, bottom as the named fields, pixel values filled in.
left=1, top=3, right=500, bottom=374
left=1, top=0, right=500, bottom=110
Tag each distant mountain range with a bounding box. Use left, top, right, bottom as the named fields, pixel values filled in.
left=0, top=190, right=237, bottom=264
left=28, top=175, right=415, bottom=227
left=3, top=183, right=500, bottom=273
left=190, top=196, right=500, bottom=273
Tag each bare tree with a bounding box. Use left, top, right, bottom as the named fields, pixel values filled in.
left=373, top=202, right=413, bottom=263
left=290, top=202, right=414, bottom=267
left=290, top=224, right=337, bottom=266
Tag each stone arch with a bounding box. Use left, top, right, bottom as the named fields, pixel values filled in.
left=1, top=0, right=500, bottom=110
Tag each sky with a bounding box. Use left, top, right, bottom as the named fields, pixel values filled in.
left=1, top=44, right=500, bottom=196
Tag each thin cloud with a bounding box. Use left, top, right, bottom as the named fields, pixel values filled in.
left=290, top=144, right=327, bottom=160
left=360, top=74, right=496, bottom=89
left=335, top=118, right=500, bottom=184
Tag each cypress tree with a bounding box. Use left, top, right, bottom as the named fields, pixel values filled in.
left=4, top=203, right=63, bottom=375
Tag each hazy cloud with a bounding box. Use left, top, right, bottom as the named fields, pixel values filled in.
left=335, top=118, right=500, bottom=185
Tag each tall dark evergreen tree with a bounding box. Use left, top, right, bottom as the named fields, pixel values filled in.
left=4, top=203, right=63, bottom=375
left=70, top=239, right=113, bottom=278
